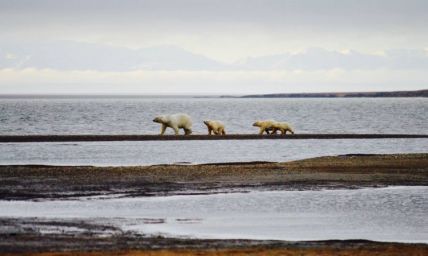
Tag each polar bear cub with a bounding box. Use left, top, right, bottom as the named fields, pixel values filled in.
left=203, top=120, right=226, bottom=135
left=153, top=113, right=193, bottom=135
left=252, top=120, right=277, bottom=135
left=271, top=122, right=294, bottom=134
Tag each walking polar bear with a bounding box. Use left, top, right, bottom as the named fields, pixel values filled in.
left=271, top=121, right=294, bottom=134
left=153, top=113, right=193, bottom=135
left=253, top=120, right=277, bottom=135
left=203, top=120, right=226, bottom=135
left=253, top=120, right=294, bottom=135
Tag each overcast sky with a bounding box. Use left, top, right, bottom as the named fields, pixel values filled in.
left=1, top=0, right=427, bottom=94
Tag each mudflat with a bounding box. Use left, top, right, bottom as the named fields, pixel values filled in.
left=1, top=153, right=427, bottom=200
left=1, top=153, right=427, bottom=255
left=1, top=217, right=427, bottom=255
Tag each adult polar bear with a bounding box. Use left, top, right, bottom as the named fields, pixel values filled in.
left=153, top=113, right=193, bottom=135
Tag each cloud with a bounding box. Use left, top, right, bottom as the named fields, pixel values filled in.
left=1, top=0, right=427, bottom=62
left=2, top=0, right=427, bottom=30
left=1, top=68, right=427, bottom=94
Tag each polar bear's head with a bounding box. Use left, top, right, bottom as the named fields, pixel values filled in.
left=153, top=115, right=167, bottom=123
left=203, top=120, right=212, bottom=126
left=252, top=121, right=262, bottom=127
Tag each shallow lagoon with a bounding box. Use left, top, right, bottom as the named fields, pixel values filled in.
left=1, top=186, right=427, bottom=243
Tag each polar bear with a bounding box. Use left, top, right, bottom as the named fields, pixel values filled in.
left=153, top=113, right=193, bottom=135
left=252, top=120, right=277, bottom=135
left=271, top=122, right=294, bottom=135
left=203, top=120, right=226, bottom=135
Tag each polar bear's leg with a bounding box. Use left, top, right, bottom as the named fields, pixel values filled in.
left=221, top=128, right=226, bottom=135
left=160, top=124, right=167, bottom=135
left=207, top=127, right=212, bottom=135
left=258, top=127, right=265, bottom=135
left=184, top=128, right=192, bottom=135
left=172, top=126, right=180, bottom=135
left=217, top=128, right=224, bottom=135
left=279, top=128, right=286, bottom=135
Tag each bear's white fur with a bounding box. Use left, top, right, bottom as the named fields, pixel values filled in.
left=252, top=120, right=277, bottom=135
left=153, top=113, right=193, bottom=135
left=271, top=122, right=294, bottom=135
left=203, top=120, right=226, bottom=135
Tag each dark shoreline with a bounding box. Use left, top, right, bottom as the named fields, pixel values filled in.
left=239, top=89, right=428, bottom=98
left=1, top=133, right=427, bottom=142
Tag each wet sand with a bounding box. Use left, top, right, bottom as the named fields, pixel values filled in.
left=0, top=133, right=427, bottom=142
left=1, top=153, right=427, bottom=255
left=1, top=153, right=427, bottom=200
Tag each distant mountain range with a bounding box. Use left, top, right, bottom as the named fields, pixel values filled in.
left=2, top=41, right=428, bottom=72
left=227, top=89, right=428, bottom=98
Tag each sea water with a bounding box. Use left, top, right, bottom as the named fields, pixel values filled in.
left=0, top=97, right=427, bottom=165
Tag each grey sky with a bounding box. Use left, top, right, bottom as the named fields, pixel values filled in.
left=0, top=0, right=427, bottom=94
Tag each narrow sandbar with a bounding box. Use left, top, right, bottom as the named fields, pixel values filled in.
left=0, top=133, right=427, bottom=142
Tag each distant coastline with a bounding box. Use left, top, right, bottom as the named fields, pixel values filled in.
left=222, top=89, right=428, bottom=98
left=1, top=89, right=427, bottom=99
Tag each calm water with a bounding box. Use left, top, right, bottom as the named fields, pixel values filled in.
left=1, top=97, right=427, bottom=165
left=0, top=139, right=426, bottom=165
left=1, top=187, right=427, bottom=243
left=1, top=97, right=427, bottom=135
